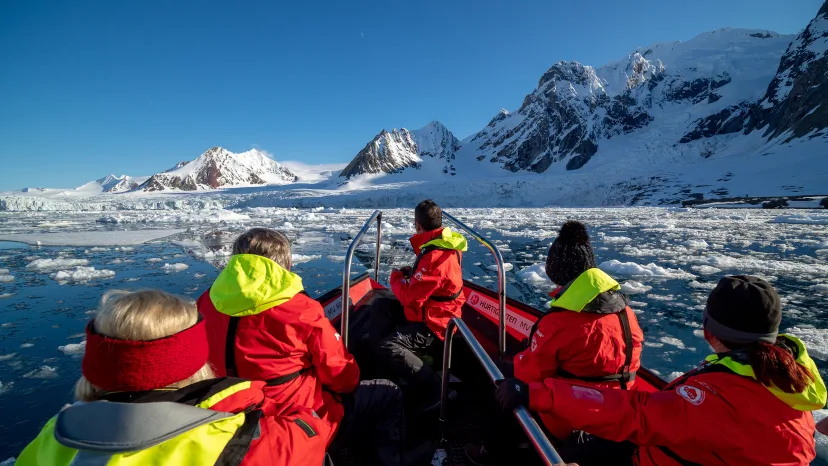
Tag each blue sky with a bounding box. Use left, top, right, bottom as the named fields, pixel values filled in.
left=0, top=0, right=822, bottom=190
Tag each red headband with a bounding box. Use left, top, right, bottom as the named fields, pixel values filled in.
left=81, top=315, right=209, bottom=392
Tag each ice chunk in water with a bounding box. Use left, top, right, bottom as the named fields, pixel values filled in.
left=487, top=263, right=513, bottom=272
left=23, top=366, right=59, bottom=379
left=787, top=327, right=828, bottom=361
left=162, top=263, right=189, bottom=273
left=59, top=340, right=87, bottom=355
left=0, top=274, right=13, bottom=283
left=52, top=267, right=115, bottom=283
left=599, top=260, right=694, bottom=280
left=620, top=281, right=652, bottom=294
left=146, top=258, right=163, bottom=263
left=27, top=258, right=89, bottom=272
left=517, top=264, right=552, bottom=287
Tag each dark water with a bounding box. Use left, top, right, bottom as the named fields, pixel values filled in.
left=1, top=207, right=826, bottom=460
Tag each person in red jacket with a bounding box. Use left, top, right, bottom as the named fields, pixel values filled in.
left=466, top=221, right=643, bottom=465
left=198, top=228, right=405, bottom=466
left=497, top=275, right=827, bottom=466
left=374, top=199, right=468, bottom=412
left=17, top=289, right=329, bottom=466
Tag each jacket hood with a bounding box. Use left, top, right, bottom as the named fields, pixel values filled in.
left=410, top=227, right=468, bottom=255
left=705, top=334, right=827, bottom=411
left=549, top=268, right=626, bottom=313
left=210, top=254, right=304, bottom=317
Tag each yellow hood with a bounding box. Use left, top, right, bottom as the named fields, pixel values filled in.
left=705, top=334, right=827, bottom=411
left=209, top=254, right=304, bottom=317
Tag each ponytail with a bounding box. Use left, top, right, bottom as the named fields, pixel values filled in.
left=723, top=337, right=814, bottom=393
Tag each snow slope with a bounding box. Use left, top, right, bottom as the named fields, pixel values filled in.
left=75, top=174, right=149, bottom=193
left=137, top=147, right=299, bottom=191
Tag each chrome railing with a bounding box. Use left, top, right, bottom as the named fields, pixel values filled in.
left=340, top=210, right=382, bottom=347
left=442, top=212, right=508, bottom=358
left=440, top=317, right=563, bottom=466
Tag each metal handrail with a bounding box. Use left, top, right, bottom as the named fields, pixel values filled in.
left=340, top=210, right=382, bottom=347
left=440, top=317, right=563, bottom=466
left=442, top=212, right=508, bottom=358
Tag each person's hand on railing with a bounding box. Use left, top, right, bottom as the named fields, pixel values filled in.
left=496, top=377, right=529, bottom=412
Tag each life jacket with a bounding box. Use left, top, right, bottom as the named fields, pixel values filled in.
left=668, top=334, right=827, bottom=410
left=199, top=254, right=359, bottom=445
left=391, top=228, right=468, bottom=338
left=652, top=334, right=827, bottom=465
left=14, top=378, right=320, bottom=466
left=530, top=268, right=639, bottom=389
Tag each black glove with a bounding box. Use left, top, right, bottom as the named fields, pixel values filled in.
left=398, top=266, right=413, bottom=278
left=496, top=378, right=529, bottom=413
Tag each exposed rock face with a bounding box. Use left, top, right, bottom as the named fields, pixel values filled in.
left=136, top=147, right=298, bottom=191
left=339, top=129, right=422, bottom=178
left=339, top=122, right=460, bottom=178
left=749, top=1, right=828, bottom=140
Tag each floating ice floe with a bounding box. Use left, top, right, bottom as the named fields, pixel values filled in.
left=0, top=353, right=16, bottom=361
left=516, top=264, right=553, bottom=287
left=20, top=343, right=34, bottom=348
left=52, top=267, right=115, bottom=283
left=772, top=214, right=828, bottom=225
left=487, top=263, right=514, bottom=272
left=683, top=239, right=709, bottom=249
left=162, top=263, right=189, bottom=273
left=0, top=293, right=13, bottom=299
left=688, top=280, right=717, bottom=290
left=694, top=254, right=828, bottom=277
left=0, top=229, right=185, bottom=246
left=59, top=340, right=87, bottom=355
left=291, top=254, right=321, bottom=265
left=620, top=281, right=652, bottom=294
left=813, top=284, right=828, bottom=294
left=691, top=265, right=721, bottom=275
left=0, top=382, right=13, bottom=397
left=145, top=258, right=163, bottom=263
left=599, top=260, right=694, bottom=280
left=326, top=255, right=346, bottom=262
left=194, top=273, right=207, bottom=279
left=0, top=273, right=13, bottom=283
left=600, top=235, right=632, bottom=244
left=787, top=327, right=828, bottom=361
left=26, top=258, right=89, bottom=272
left=659, top=336, right=686, bottom=349
left=23, top=366, right=59, bottom=379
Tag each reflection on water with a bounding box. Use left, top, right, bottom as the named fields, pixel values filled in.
left=0, top=207, right=826, bottom=459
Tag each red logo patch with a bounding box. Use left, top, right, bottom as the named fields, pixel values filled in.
left=676, top=385, right=705, bottom=405
left=470, top=294, right=480, bottom=305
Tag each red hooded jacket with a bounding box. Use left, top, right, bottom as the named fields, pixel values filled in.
left=528, top=335, right=826, bottom=466
left=198, top=254, right=360, bottom=445
left=513, top=268, right=643, bottom=439
left=390, top=227, right=468, bottom=339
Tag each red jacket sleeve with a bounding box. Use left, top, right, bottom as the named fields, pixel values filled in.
left=513, top=315, right=562, bottom=383
left=306, top=305, right=360, bottom=394
left=528, top=377, right=735, bottom=450
left=390, top=254, right=444, bottom=312
left=253, top=404, right=331, bottom=466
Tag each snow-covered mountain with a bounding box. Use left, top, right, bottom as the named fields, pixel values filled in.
left=339, top=121, right=460, bottom=178
left=137, top=147, right=298, bottom=191
left=344, top=28, right=801, bottom=178
left=76, top=174, right=149, bottom=193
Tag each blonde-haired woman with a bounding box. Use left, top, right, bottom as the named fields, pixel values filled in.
left=16, top=289, right=330, bottom=466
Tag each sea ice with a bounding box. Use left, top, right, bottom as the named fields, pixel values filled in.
left=23, top=366, right=59, bottom=379
left=0, top=274, right=12, bottom=283
left=52, top=267, right=115, bottom=283
left=59, top=340, right=87, bottom=355
left=161, top=263, right=189, bottom=273
left=26, top=258, right=89, bottom=271
left=0, top=229, right=185, bottom=246
left=659, top=336, right=686, bottom=349
left=620, top=281, right=652, bottom=294
left=691, top=265, right=721, bottom=275
left=813, top=284, right=828, bottom=294
left=20, top=343, right=34, bottom=348
left=516, top=264, right=553, bottom=287
left=194, top=273, right=207, bottom=279
left=292, top=254, right=321, bottom=265
left=0, top=353, right=16, bottom=361
left=787, top=327, right=828, bottom=361
left=487, top=263, right=514, bottom=272
left=146, top=258, right=163, bottom=263
left=599, top=260, right=694, bottom=280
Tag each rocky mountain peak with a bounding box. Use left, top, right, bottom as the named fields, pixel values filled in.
left=136, top=147, right=298, bottom=192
